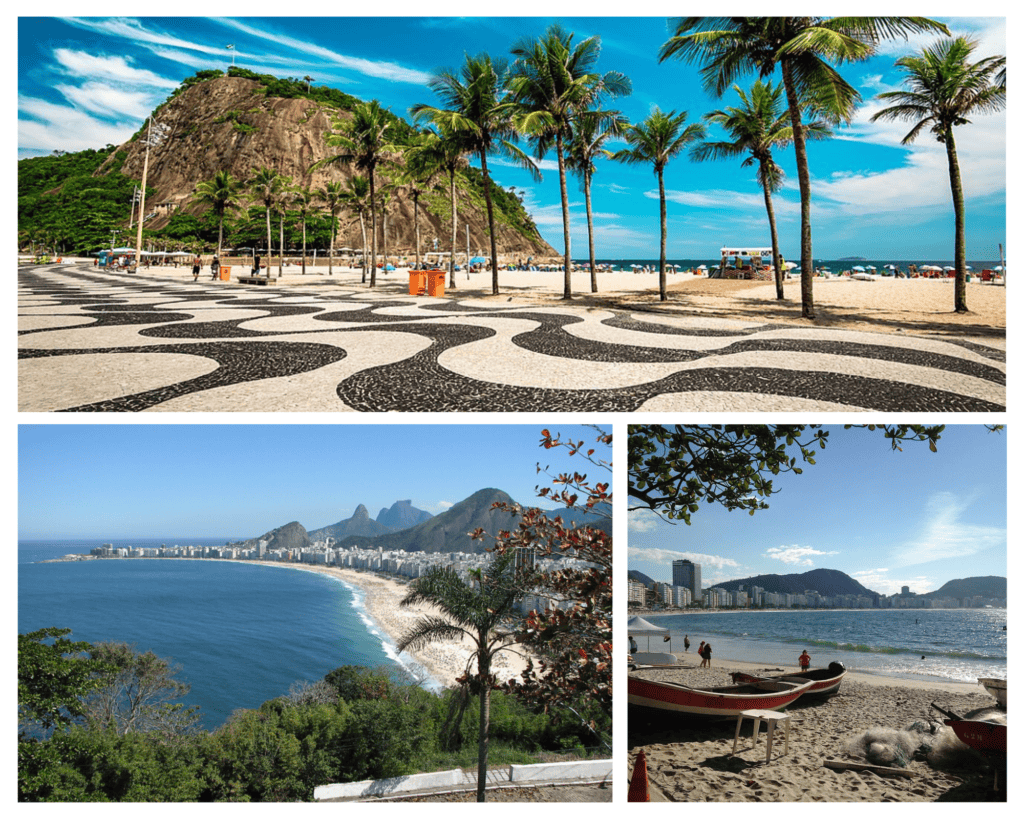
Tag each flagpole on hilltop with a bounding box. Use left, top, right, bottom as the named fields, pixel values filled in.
left=226, top=44, right=235, bottom=70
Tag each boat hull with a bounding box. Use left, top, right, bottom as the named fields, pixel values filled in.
left=628, top=675, right=812, bottom=717
left=944, top=719, right=1007, bottom=754
left=978, top=678, right=1007, bottom=708
left=730, top=667, right=846, bottom=699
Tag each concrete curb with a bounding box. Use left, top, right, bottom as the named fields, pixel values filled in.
left=315, top=769, right=464, bottom=800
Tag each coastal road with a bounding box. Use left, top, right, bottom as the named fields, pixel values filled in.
left=19, top=264, right=1005, bottom=412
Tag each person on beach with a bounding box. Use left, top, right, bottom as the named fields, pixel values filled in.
left=210, top=256, right=220, bottom=280
left=684, top=634, right=691, bottom=652
left=697, top=640, right=705, bottom=664
left=702, top=642, right=712, bottom=667
left=629, top=635, right=637, bottom=654
left=192, top=255, right=202, bottom=281
left=799, top=650, right=811, bottom=671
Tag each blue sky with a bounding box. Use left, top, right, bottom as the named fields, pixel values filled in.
left=628, top=426, right=1006, bottom=596
left=18, top=424, right=607, bottom=539
left=17, top=13, right=1006, bottom=260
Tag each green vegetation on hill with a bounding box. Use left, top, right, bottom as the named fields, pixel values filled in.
left=18, top=66, right=543, bottom=255
left=19, top=630, right=607, bottom=803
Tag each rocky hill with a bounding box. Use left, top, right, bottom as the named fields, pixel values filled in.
left=375, top=499, right=433, bottom=530
left=96, top=71, right=556, bottom=256
left=715, top=568, right=879, bottom=598
left=230, top=521, right=310, bottom=553
left=922, top=576, right=1006, bottom=600
left=307, top=504, right=394, bottom=541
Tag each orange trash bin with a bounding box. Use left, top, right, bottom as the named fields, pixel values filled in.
left=426, top=269, right=446, bottom=297
left=219, top=266, right=231, bottom=281
left=408, top=270, right=427, bottom=295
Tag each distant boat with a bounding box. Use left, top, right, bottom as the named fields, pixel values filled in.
left=729, top=662, right=846, bottom=699
left=978, top=677, right=1007, bottom=708
left=628, top=673, right=813, bottom=717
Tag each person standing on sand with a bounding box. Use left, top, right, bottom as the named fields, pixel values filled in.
left=684, top=634, right=691, bottom=652
left=702, top=642, right=712, bottom=668
left=697, top=641, right=706, bottom=667
left=799, top=650, right=811, bottom=671
left=629, top=635, right=637, bottom=654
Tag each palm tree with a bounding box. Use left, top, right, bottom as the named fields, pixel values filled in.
left=660, top=16, right=949, bottom=318
left=249, top=167, right=289, bottom=276
left=694, top=81, right=831, bottom=300
left=276, top=179, right=296, bottom=276
left=509, top=24, right=631, bottom=299
left=398, top=131, right=442, bottom=270
left=412, top=54, right=537, bottom=295
left=405, top=125, right=471, bottom=288
left=316, top=100, right=397, bottom=287
left=290, top=186, right=318, bottom=275
left=376, top=178, right=397, bottom=277
left=566, top=108, right=626, bottom=293
left=613, top=108, right=705, bottom=302
left=397, top=551, right=523, bottom=803
left=192, top=170, right=244, bottom=262
left=319, top=181, right=345, bottom=275
left=871, top=37, right=1005, bottom=313
left=339, top=175, right=372, bottom=283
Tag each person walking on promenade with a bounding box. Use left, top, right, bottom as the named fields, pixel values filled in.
left=210, top=256, right=220, bottom=280
left=684, top=634, right=691, bottom=652
left=253, top=254, right=261, bottom=276
left=192, top=255, right=202, bottom=282
left=799, top=650, right=811, bottom=671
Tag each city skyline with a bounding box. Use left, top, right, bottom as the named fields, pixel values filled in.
left=628, top=426, right=1006, bottom=596
left=18, top=13, right=1006, bottom=259
left=18, top=424, right=602, bottom=539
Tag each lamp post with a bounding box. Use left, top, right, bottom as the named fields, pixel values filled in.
left=133, top=118, right=170, bottom=273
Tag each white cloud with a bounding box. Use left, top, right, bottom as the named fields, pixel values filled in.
left=217, top=18, right=431, bottom=85
left=628, top=546, right=743, bottom=575
left=53, top=48, right=179, bottom=90
left=764, top=545, right=840, bottom=567
left=18, top=96, right=137, bottom=154
left=850, top=569, right=937, bottom=596
left=891, top=491, right=1005, bottom=567
left=628, top=509, right=661, bottom=533
left=53, top=82, right=155, bottom=119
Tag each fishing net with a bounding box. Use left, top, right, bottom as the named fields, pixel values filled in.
left=926, top=707, right=1005, bottom=770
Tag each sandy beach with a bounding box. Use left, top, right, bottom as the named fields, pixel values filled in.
left=280, top=564, right=534, bottom=690
left=112, top=259, right=1006, bottom=342
left=628, top=658, right=1004, bottom=802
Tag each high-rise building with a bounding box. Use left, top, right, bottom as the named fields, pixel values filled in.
left=672, top=559, right=701, bottom=602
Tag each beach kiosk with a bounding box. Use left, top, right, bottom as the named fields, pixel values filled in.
left=717, top=246, right=775, bottom=280
left=627, top=615, right=677, bottom=665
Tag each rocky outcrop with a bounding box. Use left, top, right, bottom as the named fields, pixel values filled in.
left=308, top=504, right=394, bottom=541
left=376, top=499, right=433, bottom=530
left=102, top=76, right=555, bottom=256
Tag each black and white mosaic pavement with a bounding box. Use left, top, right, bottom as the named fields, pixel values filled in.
left=18, top=264, right=1006, bottom=412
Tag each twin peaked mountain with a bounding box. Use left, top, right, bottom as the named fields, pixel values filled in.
left=230, top=488, right=610, bottom=555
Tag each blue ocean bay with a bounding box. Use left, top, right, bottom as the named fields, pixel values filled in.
left=19, top=540, right=399, bottom=730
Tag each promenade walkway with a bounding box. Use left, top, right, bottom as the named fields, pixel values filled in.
left=18, top=263, right=1004, bottom=412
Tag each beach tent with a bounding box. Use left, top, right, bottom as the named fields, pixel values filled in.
left=627, top=615, right=671, bottom=650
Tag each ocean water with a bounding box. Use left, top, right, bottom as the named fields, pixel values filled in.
left=586, top=258, right=1002, bottom=273
left=639, top=608, right=1006, bottom=685
left=18, top=539, right=434, bottom=731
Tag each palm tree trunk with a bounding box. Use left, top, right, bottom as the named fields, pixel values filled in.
left=301, top=218, right=307, bottom=275
left=449, top=171, right=458, bottom=290
left=265, top=206, right=272, bottom=277
left=585, top=169, right=597, bottom=293
left=761, top=162, right=784, bottom=300
left=658, top=167, right=667, bottom=302
left=480, top=150, right=500, bottom=295
left=369, top=172, right=378, bottom=288
left=413, top=194, right=421, bottom=269
left=328, top=210, right=335, bottom=275
left=476, top=652, right=491, bottom=803
left=217, top=213, right=224, bottom=262
left=945, top=128, right=968, bottom=313
left=278, top=212, right=285, bottom=276
left=556, top=132, right=572, bottom=299
left=382, top=204, right=389, bottom=276
left=781, top=58, right=815, bottom=319
left=359, top=212, right=367, bottom=284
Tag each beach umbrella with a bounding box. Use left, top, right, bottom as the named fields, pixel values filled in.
left=866, top=265, right=876, bottom=271
left=626, top=615, right=671, bottom=651
left=385, top=264, right=395, bottom=271
left=852, top=266, right=866, bottom=272
left=994, top=266, right=1004, bottom=271
left=470, top=256, right=487, bottom=264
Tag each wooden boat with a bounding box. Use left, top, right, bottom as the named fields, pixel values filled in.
left=943, top=718, right=1007, bottom=755
left=978, top=677, right=1006, bottom=708
left=729, top=662, right=847, bottom=699
left=628, top=673, right=813, bottom=717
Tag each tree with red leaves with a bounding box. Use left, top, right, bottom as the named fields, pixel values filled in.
left=472, top=426, right=612, bottom=739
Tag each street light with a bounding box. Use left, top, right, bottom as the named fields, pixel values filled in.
left=133, top=117, right=170, bottom=272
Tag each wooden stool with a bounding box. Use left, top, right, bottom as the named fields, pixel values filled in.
left=732, top=709, right=791, bottom=763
